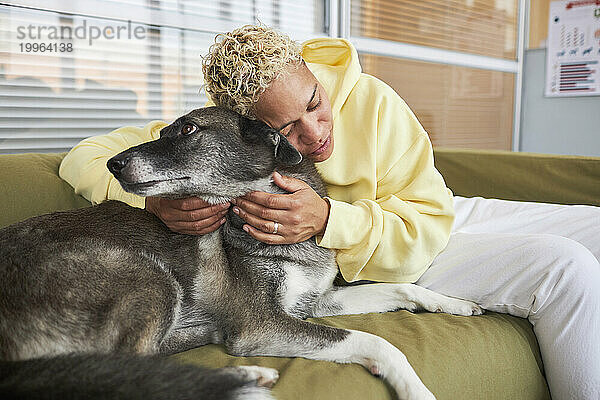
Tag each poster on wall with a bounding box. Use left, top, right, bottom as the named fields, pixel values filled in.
left=545, top=0, right=600, bottom=97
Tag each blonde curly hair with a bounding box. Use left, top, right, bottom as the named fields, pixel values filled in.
left=202, top=25, right=303, bottom=118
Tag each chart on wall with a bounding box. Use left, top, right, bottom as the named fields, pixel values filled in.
left=545, top=0, right=600, bottom=97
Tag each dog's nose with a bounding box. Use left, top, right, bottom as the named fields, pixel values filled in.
left=107, top=154, right=131, bottom=177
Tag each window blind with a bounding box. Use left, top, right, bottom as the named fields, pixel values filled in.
left=360, top=53, right=515, bottom=150
left=0, top=0, right=326, bottom=154
left=351, top=0, right=518, bottom=60
left=350, top=0, right=521, bottom=151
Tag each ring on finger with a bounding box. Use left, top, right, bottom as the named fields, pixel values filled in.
left=272, top=221, right=279, bottom=234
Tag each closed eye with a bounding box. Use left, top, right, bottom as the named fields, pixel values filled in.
left=307, top=98, right=321, bottom=112
left=281, top=123, right=294, bottom=136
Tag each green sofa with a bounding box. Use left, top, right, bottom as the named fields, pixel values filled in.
left=1, top=148, right=599, bottom=399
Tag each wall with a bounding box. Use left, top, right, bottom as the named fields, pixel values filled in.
left=520, top=1, right=600, bottom=157
left=520, top=48, right=600, bottom=157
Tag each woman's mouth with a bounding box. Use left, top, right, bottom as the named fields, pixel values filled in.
left=311, top=135, right=331, bottom=156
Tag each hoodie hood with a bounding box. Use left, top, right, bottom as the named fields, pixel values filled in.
left=302, top=38, right=362, bottom=122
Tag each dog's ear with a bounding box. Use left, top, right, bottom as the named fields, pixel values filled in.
left=159, top=124, right=176, bottom=138
left=239, top=116, right=302, bottom=166
left=270, top=131, right=303, bottom=166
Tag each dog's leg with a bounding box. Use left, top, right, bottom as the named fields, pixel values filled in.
left=159, top=325, right=219, bottom=355
left=226, top=316, right=435, bottom=400
left=311, top=283, right=483, bottom=317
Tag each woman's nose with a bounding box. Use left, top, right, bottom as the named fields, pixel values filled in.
left=298, top=117, right=324, bottom=145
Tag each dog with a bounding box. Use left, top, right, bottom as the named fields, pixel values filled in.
left=0, top=106, right=483, bottom=400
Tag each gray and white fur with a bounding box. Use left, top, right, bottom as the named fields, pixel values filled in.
left=0, top=107, right=483, bottom=400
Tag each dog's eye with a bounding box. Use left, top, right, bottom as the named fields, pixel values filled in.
left=181, top=124, right=198, bottom=135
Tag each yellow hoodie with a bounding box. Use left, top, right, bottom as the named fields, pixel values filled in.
left=59, top=38, right=454, bottom=283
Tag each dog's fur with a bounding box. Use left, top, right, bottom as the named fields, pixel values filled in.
left=0, top=107, right=483, bottom=400
left=1, top=355, right=276, bottom=400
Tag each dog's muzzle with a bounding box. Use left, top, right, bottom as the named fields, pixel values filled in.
left=107, top=154, right=131, bottom=179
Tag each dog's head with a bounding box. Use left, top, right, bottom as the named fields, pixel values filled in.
left=107, top=107, right=302, bottom=203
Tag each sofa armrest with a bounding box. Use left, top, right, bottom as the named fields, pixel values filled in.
left=0, top=152, right=91, bottom=228
left=434, top=148, right=600, bottom=207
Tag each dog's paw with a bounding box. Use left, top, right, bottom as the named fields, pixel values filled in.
left=396, top=381, right=437, bottom=400
left=412, top=391, right=437, bottom=400
left=238, top=366, right=279, bottom=388
left=428, top=298, right=484, bottom=316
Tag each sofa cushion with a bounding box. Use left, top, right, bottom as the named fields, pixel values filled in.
left=173, top=311, right=550, bottom=399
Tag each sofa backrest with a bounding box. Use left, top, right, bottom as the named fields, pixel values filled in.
left=1, top=149, right=599, bottom=229
left=0, top=152, right=91, bottom=228
left=434, top=148, right=600, bottom=207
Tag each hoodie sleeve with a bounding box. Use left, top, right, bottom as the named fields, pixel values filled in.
left=315, top=90, right=455, bottom=283
left=59, top=121, right=168, bottom=208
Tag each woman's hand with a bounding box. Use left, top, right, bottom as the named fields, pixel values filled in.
left=145, top=196, right=230, bottom=235
left=231, top=171, right=330, bottom=244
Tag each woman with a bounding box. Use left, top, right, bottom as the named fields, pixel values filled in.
left=60, top=25, right=600, bottom=399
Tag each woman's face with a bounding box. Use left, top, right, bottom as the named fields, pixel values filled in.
left=254, top=63, right=334, bottom=163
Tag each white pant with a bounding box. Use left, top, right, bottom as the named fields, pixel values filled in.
left=416, top=196, right=600, bottom=400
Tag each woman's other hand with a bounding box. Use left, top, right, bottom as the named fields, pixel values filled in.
left=145, top=197, right=230, bottom=235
